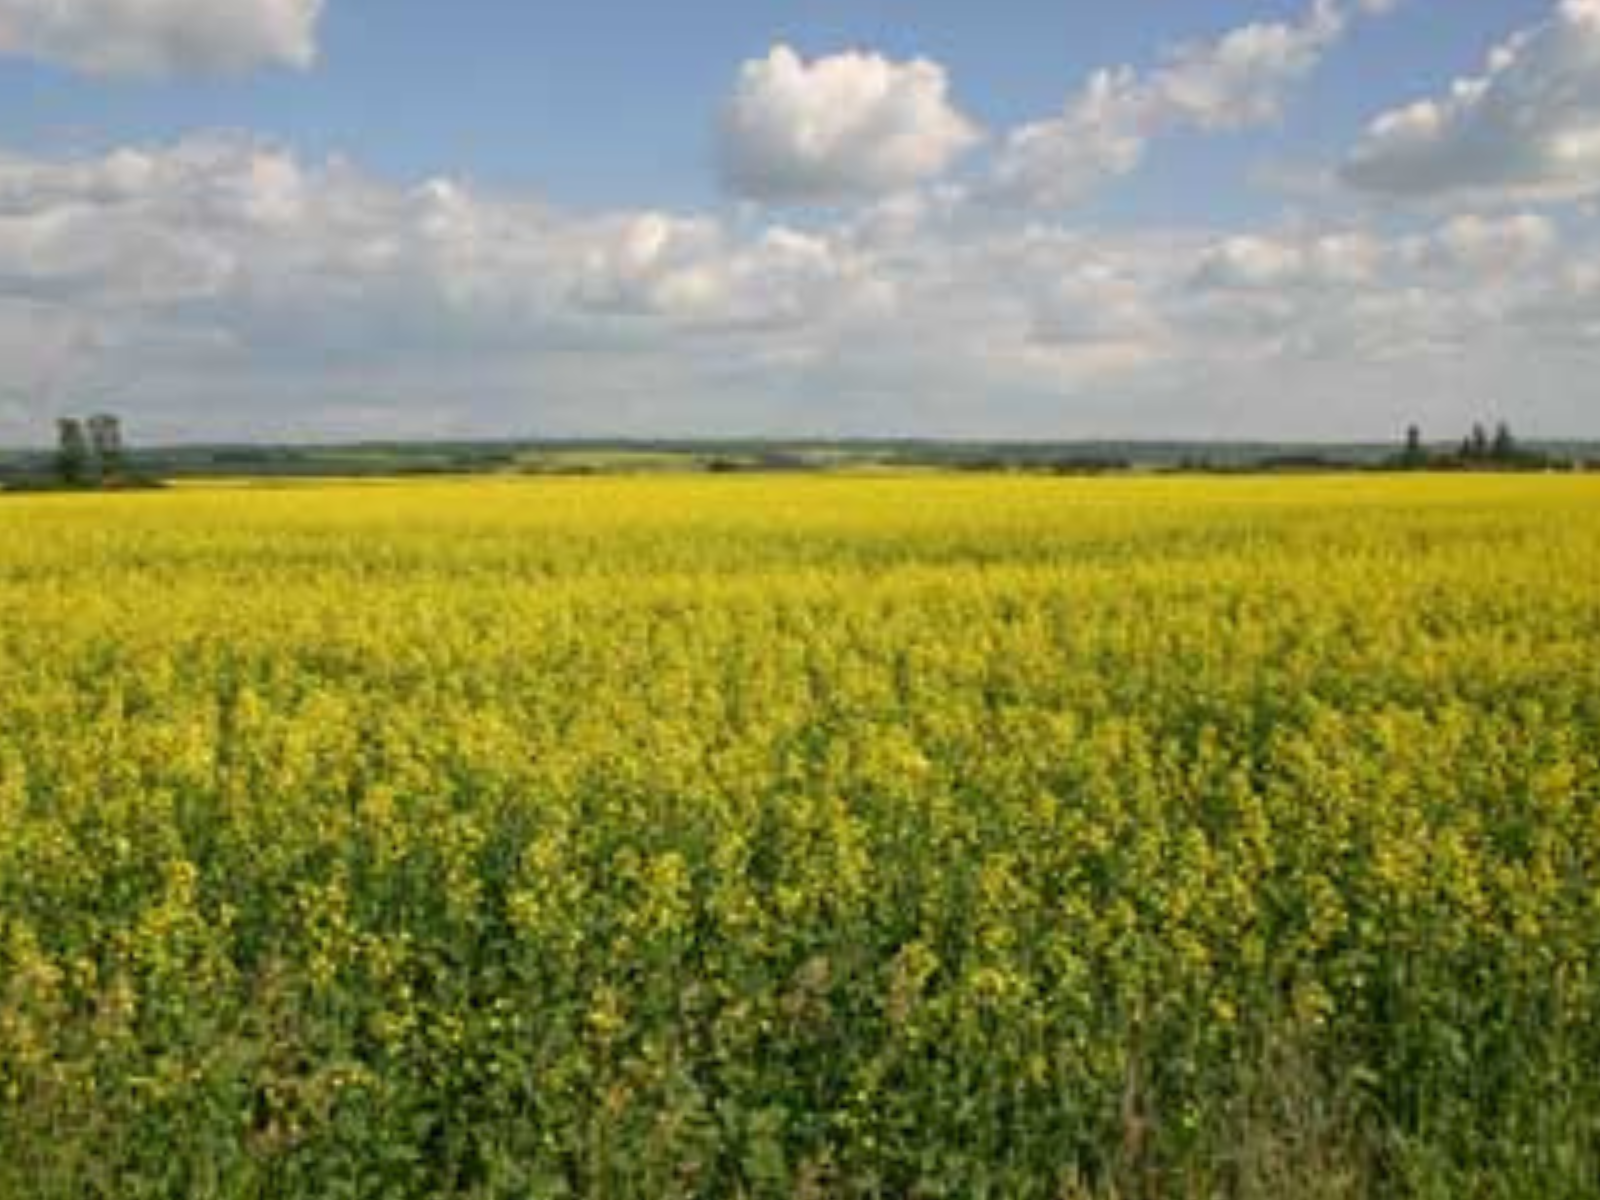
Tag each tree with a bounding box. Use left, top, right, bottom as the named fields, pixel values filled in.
left=1469, top=423, right=1491, bottom=461
left=88, top=414, right=124, bottom=481
left=1402, top=425, right=1426, bottom=468
left=1492, top=421, right=1517, bottom=463
left=56, top=418, right=89, bottom=486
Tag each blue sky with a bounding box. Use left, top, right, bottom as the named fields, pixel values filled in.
left=1, top=0, right=1597, bottom=441
left=1, top=1, right=1548, bottom=208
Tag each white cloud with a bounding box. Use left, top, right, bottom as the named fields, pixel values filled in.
left=1179, top=218, right=1580, bottom=369
left=989, top=1, right=1348, bottom=209
left=571, top=213, right=893, bottom=328
left=1426, top=212, right=1557, bottom=271
left=719, top=44, right=981, bottom=203
left=0, top=136, right=912, bottom=438
left=2, top=123, right=1599, bottom=442
left=0, top=0, right=324, bottom=77
left=1345, top=0, right=1600, bottom=203
left=1191, top=231, right=1383, bottom=291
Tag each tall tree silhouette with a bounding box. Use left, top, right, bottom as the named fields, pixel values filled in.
left=88, top=414, right=124, bottom=481
left=55, top=418, right=89, bottom=486
left=1492, top=422, right=1517, bottom=462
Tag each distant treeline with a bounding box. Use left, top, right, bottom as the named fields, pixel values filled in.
left=3, top=428, right=1598, bottom=487
left=1, top=414, right=165, bottom=492
left=1384, top=421, right=1568, bottom=472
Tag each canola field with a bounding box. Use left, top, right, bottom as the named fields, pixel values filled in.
left=2, top=474, right=1599, bottom=1198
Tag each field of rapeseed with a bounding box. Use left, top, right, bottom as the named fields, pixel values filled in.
left=1, top=474, right=1598, bottom=1198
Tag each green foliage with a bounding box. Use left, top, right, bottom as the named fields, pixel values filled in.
left=1, top=475, right=1598, bottom=1196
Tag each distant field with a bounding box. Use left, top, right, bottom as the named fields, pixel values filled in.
left=3, top=475, right=1599, bottom=1197
left=7, top=436, right=1598, bottom=483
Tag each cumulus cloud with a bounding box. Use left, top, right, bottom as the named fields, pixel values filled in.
left=1426, top=212, right=1557, bottom=271
left=1178, top=216, right=1584, bottom=370
left=574, top=215, right=893, bottom=328
left=1, top=119, right=1598, bottom=442
left=1191, top=231, right=1383, bottom=291
left=1345, top=0, right=1600, bottom=203
left=0, top=135, right=918, bottom=437
left=990, top=0, right=1349, bottom=209
left=0, top=135, right=909, bottom=343
left=0, top=0, right=324, bottom=77
left=719, top=44, right=981, bottom=203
